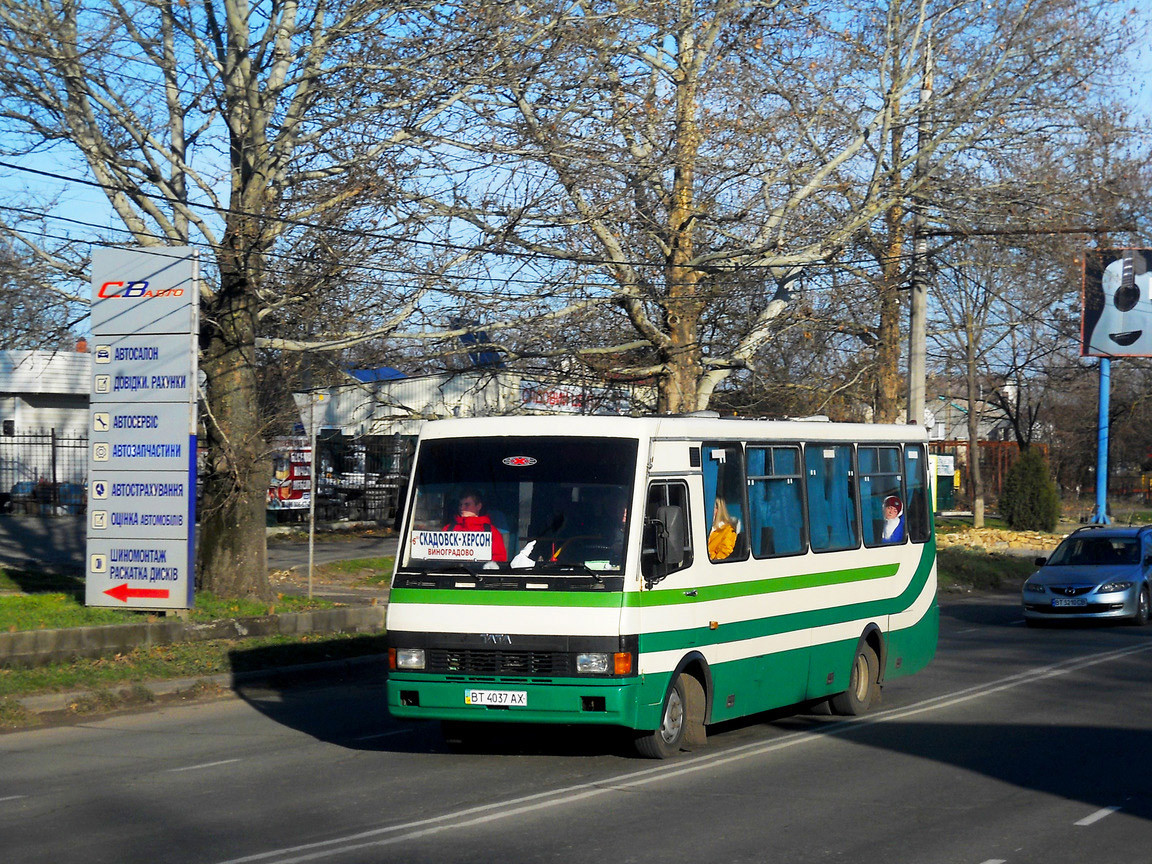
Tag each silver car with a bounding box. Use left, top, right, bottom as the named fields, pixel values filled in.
left=1022, top=526, right=1152, bottom=626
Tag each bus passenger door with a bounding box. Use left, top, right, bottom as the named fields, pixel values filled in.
left=641, top=481, right=694, bottom=588
left=641, top=480, right=707, bottom=651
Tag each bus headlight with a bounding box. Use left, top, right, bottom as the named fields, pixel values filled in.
left=577, top=652, right=609, bottom=674
left=394, top=648, right=426, bottom=670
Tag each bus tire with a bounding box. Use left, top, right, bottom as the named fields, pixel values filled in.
left=680, top=673, right=707, bottom=751
left=634, top=674, right=687, bottom=759
left=830, top=643, right=879, bottom=716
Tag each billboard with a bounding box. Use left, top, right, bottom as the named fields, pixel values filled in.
left=1082, top=248, right=1152, bottom=357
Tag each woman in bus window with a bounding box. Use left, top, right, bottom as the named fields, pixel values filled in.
left=881, top=495, right=905, bottom=543
left=709, top=498, right=739, bottom=561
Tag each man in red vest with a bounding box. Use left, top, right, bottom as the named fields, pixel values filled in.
left=445, top=489, right=508, bottom=562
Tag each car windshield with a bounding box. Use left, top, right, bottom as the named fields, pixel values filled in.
left=400, top=435, right=638, bottom=575
left=1046, top=535, right=1140, bottom=567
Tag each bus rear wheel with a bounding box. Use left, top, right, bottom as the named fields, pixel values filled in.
left=830, top=643, right=879, bottom=716
left=635, top=675, right=688, bottom=759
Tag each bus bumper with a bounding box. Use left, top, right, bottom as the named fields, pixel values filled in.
left=387, top=674, right=654, bottom=729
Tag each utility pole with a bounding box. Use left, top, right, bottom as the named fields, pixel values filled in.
left=907, top=40, right=933, bottom=427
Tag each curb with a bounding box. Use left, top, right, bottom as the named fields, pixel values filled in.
left=0, top=606, right=386, bottom=668
left=12, top=653, right=388, bottom=717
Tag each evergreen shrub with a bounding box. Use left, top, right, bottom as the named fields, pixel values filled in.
left=998, top=447, right=1061, bottom=532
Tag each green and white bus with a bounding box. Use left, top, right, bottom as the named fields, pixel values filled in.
left=386, top=415, right=937, bottom=757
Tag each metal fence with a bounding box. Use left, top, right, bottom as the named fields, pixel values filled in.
left=0, top=430, right=88, bottom=515
left=267, top=432, right=414, bottom=525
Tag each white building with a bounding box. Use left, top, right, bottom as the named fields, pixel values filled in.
left=0, top=349, right=90, bottom=435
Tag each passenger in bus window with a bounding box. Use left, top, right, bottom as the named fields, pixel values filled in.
left=881, top=495, right=905, bottom=543
left=709, top=498, right=739, bottom=561
left=445, top=489, right=508, bottom=561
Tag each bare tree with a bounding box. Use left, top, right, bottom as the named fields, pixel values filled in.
left=384, top=0, right=1136, bottom=415
left=0, top=0, right=476, bottom=598
left=0, top=233, right=84, bottom=349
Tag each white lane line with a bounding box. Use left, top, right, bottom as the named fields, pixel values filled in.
left=214, top=640, right=1152, bottom=864
left=353, top=730, right=411, bottom=742
left=955, top=627, right=981, bottom=634
left=977, top=859, right=1006, bottom=864
left=167, top=759, right=242, bottom=773
left=1075, top=806, right=1121, bottom=826
left=0, top=795, right=26, bottom=803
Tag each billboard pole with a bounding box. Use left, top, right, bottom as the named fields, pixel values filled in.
left=1093, top=357, right=1111, bottom=524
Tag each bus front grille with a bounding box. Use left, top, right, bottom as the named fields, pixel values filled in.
left=428, top=649, right=571, bottom=676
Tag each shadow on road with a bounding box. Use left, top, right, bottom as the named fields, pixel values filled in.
left=0, top=515, right=85, bottom=572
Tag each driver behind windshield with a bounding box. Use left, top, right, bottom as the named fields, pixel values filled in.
left=445, top=489, right=507, bottom=562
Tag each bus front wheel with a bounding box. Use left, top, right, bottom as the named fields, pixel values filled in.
left=634, top=675, right=687, bottom=758
left=830, top=643, right=879, bottom=716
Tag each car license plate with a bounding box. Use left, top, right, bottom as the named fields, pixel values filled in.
left=1052, top=597, right=1087, bottom=607
left=466, top=689, right=527, bottom=707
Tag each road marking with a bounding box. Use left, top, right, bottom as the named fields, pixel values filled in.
left=977, top=859, right=1006, bottom=864
left=1075, top=806, right=1121, bottom=826
left=353, top=730, right=411, bottom=742
left=214, top=640, right=1152, bottom=864
left=0, top=795, right=26, bottom=803
left=955, top=627, right=981, bottom=634
left=167, top=759, right=241, bottom=773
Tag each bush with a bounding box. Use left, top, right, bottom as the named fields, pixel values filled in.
left=998, top=448, right=1061, bottom=531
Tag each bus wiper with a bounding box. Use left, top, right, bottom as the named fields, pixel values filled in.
left=538, top=561, right=604, bottom=583
left=430, top=563, right=485, bottom=581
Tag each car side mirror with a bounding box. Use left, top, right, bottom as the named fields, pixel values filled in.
left=1034, top=556, right=1048, bottom=567
left=1144, top=554, right=1152, bottom=567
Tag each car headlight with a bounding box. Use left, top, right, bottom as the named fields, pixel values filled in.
left=393, top=648, right=426, bottom=670
left=1024, top=582, right=1047, bottom=593
left=1098, top=581, right=1134, bottom=593
left=576, top=652, right=610, bottom=674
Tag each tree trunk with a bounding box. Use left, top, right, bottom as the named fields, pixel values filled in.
left=196, top=236, right=271, bottom=601
left=875, top=201, right=904, bottom=423
left=965, top=326, right=985, bottom=528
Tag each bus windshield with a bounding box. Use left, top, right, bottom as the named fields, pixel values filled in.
left=400, top=435, right=639, bottom=577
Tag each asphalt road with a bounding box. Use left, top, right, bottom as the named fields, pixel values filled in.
left=2, top=591, right=1150, bottom=864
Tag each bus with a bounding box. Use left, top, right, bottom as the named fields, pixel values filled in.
left=385, top=415, right=938, bottom=757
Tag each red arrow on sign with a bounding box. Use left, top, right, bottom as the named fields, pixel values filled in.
left=103, top=583, right=171, bottom=603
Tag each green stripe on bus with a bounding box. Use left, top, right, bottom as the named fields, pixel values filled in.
left=638, top=541, right=936, bottom=653
left=628, top=562, right=898, bottom=608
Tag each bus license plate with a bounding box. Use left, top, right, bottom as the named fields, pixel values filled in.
left=1052, top=598, right=1087, bottom=607
left=466, top=689, right=527, bottom=707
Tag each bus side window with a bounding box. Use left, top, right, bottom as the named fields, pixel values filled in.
left=804, top=443, right=860, bottom=552
left=748, top=445, right=807, bottom=558
left=703, top=443, right=748, bottom=563
left=859, top=445, right=905, bottom=547
left=904, top=445, right=931, bottom=543
left=642, top=481, right=693, bottom=585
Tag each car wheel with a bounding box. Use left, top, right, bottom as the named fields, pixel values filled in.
left=830, top=643, right=879, bottom=716
left=635, top=674, right=687, bottom=759
left=1132, top=586, right=1150, bottom=627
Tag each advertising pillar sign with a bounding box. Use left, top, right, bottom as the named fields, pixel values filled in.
left=86, top=248, right=199, bottom=609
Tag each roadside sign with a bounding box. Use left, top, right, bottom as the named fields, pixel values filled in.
left=85, top=248, right=199, bottom=610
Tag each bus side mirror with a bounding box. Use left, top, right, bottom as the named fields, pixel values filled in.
left=654, top=505, right=686, bottom=567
